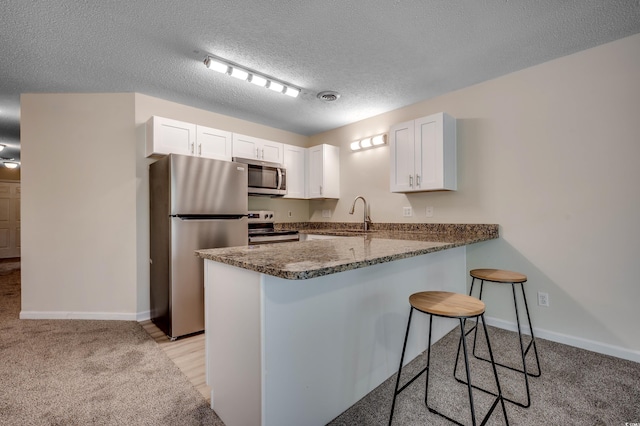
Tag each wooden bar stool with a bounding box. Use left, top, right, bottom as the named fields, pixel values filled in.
left=389, top=291, right=508, bottom=426
left=463, top=269, right=541, bottom=408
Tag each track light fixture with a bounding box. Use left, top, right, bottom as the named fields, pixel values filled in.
left=350, top=133, right=387, bottom=151
left=204, top=56, right=301, bottom=98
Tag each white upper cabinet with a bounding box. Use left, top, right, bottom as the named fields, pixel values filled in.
left=282, top=144, right=307, bottom=199
left=389, top=112, right=456, bottom=192
left=196, top=125, right=233, bottom=161
left=308, top=144, right=340, bottom=199
left=232, top=134, right=284, bottom=164
left=146, top=116, right=195, bottom=157
left=146, top=116, right=232, bottom=161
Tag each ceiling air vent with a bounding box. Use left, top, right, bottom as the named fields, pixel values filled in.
left=317, top=91, right=341, bottom=102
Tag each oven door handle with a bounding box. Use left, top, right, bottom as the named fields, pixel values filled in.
left=249, top=234, right=299, bottom=243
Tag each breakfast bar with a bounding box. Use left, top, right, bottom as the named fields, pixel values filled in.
left=196, top=225, right=498, bottom=426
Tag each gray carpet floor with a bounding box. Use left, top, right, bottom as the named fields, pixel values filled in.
left=0, top=260, right=224, bottom=426
left=329, top=313, right=640, bottom=425
left=2, top=259, right=639, bottom=425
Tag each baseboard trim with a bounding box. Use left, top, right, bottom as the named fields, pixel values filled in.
left=136, top=310, right=151, bottom=322
left=19, top=311, right=139, bottom=321
left=485, top=316, right=640, bottom=364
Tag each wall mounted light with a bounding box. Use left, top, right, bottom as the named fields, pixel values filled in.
left=350, top=133, right=387, bottom=151
left=204, top=55, right=301, bottom=98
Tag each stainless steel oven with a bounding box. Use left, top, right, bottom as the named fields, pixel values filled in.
left=248, top=210, right=299, bottom=245
left=233, top=157, right=287, bottom=197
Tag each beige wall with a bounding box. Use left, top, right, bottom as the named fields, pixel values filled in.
left=309, top=33, right=640, bottom=358
left=20, top=92, right=312, bottom=318
left=21, top=93, right=138, bottom=318
left=19, top=34, right=640, bottom=359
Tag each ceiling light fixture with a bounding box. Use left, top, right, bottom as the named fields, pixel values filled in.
left=0, top=145, right=5, bottom=152
left=350, top=133, right=387, bottom=151
left=3, top=161, right=19, bottom=169
left=204, top=55, right=300, bottom=98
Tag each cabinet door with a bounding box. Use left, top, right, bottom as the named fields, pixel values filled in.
left=146, top=116, right=196, bottom=157
left=232, top=134, right=260, bottom=160
left=283, top=144, right=306, bottom=199
left=197, top=126, right=232, bottom=161
left=415, top=113, right=456, bottom=191
left=389, top=120, right=415, bottom=192
left=260, top=140, right=284, bottom=164
left=307, top=145, right=324, bottom=198
left=321, top=144, right=340, bottom=199
left=307, top=144, right=340, bottom=199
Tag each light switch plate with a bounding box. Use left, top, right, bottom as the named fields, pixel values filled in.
left=403, top=207, right=412, bottom=217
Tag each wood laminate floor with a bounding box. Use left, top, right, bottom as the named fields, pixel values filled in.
left=140, top=320, right=210, bottom=403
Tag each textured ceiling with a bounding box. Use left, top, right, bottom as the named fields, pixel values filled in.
left=1, top=1, right=640, bottom=161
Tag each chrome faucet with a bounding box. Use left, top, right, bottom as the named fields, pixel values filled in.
left=349, top=195, right=372, bottom=232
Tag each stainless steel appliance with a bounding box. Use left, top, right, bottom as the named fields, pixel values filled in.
left=149, top=154, right=248, bottom=339
left=232, top=157, right=287, bottom=196
left=248, top=210, right=299, bottom=245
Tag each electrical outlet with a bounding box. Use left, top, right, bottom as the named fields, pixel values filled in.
left=425, top=206, right=434, bottom=217
left=538, top=292, right=549, bottom=307
left=403, top=207, right=412, bottom=217
left=288, top=211, right=292, bottom=217
left=322, top=209, right=331, bottom=218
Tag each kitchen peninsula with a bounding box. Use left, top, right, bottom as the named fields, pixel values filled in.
left=196, top=224, right=498, bottom=426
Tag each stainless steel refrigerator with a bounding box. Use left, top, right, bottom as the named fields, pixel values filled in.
left=149, top=154, right=248, bottom=339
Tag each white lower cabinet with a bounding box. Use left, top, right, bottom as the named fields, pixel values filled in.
left=389, top=112, right=456, bottom=192
left=146, top=116, right=232, bottom=161
left=282, top=144, right=307, bottom=199
left=307, top=144, right=340, bottom=199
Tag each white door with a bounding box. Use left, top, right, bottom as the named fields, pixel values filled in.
left=389, top=120, right=415, bottom=192
left=0, top=181, right=20, bottom=258
left=307, top=145, right=324, bottom=198
left=415, top=114, right=443, bottom=191
left=232, top=134, right=260, bottom=160
left=197, top=125, right=232, bottom=161
left=260, top=140, right=284, bottom=164
left=283, top=144, right=306, bottom=199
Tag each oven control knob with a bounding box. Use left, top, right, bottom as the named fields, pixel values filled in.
left=268, top=213, right=273, bottom=219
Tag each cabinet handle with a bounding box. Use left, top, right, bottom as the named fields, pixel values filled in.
left=416, top=174, right=421, bottom=187
left=191, top=142, right=195, bottom=154
left=320, top=185, right=323, bottom=196
left=198, top=144, right=202, bottom=156
left=256, top=148, right=260, bottom=158
left=261, top=148, right=265, bottom=159
left=409, top=175, right=413, bottom=187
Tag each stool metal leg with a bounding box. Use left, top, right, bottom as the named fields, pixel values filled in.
left=466, top=278, right=542, bottom=408
left=447, top=315, right=508, bottom=425
left=389, top=307, right=414, bottom=426
left=389, top=308, right=431, bottom=425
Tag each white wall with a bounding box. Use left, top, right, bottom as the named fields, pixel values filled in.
left=21, top=93, right=139, bottom=319
left=308, top=33, right=640, bottom=359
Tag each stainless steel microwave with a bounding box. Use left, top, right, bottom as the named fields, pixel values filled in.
left=232, top=157, right=287, bottom=196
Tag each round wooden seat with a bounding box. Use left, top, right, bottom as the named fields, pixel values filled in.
left=470, top=268, right=527, bottom=283
left=409, top=291, right=485, bottom=318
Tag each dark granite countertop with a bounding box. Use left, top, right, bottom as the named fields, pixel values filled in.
left=195, top=223, right=499, bottom=280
